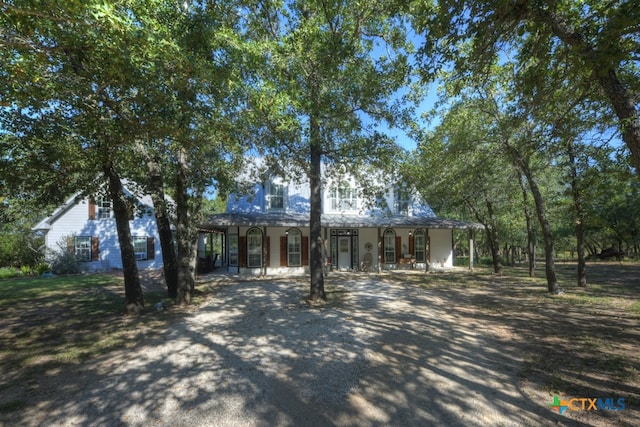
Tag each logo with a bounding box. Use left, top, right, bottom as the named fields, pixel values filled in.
left=549, top=395, right=625, bottom=414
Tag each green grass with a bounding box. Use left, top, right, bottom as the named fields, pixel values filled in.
left=0, top=273, right=169, bottom=313
left=630, top=300, right=640, bottom=316
left=0, top=274, right=175, bottom=379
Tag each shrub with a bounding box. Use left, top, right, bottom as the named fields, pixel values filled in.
left=49, top=251, right=82, bottom=275
left=0, top=267, right=21, bottom=280
left=34, top=262, right=51, bottom=275
left=0, top=230, right=44, bottom=268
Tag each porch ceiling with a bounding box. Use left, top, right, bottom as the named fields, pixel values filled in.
left=203, top=212, right=482, bottom=230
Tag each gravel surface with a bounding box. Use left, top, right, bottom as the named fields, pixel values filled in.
left=7, top=273, right=584, bottom=426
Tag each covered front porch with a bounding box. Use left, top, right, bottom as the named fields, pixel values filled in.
left=200, top=213, right=482, bottom=276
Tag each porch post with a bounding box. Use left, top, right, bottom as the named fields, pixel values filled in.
left=425, top=229, right=430, bottom=273
left=377, top=228, right=381, bottom=274
left=262, top=226, right=267, bottom=277
left=469, top=228, right=475, bottom=272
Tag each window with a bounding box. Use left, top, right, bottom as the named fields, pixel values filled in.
left=287, top=228, right=302, bottom=266
left=98, top=197, right=112, bottom=219
left=394, top=186, right=410, bottom=215
left=75, top=236, right=92, bottom=262
left=267, top=181, right=285, bottom=210
left=330, top=186, right=358, bottom=210
left=264, top=180, right=287, bottom=210
left=229, top=235, right=238, bottom=266
left=383, top=229, right=396, bottom=263
left=414, top=229, right=426, bottom=262
left=247, top=228, right=262, bottom=268
left=133, top=236, right=147, bottom=260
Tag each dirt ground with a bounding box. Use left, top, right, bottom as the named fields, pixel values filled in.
left=1, top=263, right=638, bottom=426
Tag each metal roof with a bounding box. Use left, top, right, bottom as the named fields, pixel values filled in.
left=203, top=212, right=482, bottom=230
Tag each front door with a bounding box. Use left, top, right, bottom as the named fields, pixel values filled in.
left=337, top=236, right=351, bottom=270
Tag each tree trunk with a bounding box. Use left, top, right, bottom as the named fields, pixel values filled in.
left=518, top=174, right=536, bottom=277
left=531, top=177, right=558, bottom=293
left=103, top=163, right=144, bottom=313
left=309, top=113, right=326, bottom=302
left=503, top=242, right=509, bottom=266
left=139, top=144, right=178, bottom=298
left=595, top=70, right=640, bottom=173
left=175, top=149, right=197, bottom=305
left=506, top=143, right=558, bottom=293
left=567, top=140, right=587, bottom=287
left=485, top=199, right=503, bottom=275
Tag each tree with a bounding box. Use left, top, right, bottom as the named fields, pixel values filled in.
left=410, top=103, right=519, bottom=274
left=0, top=198, right=45, bottom=268
left=1, top=1, right=156, bottom=311
left=2, top=1, right=254, bottom=307
left=123, top=1, right=254, bottom=304
left=407, top=0, right=639, bottom=291
left=582, top=152, right=640, bottom=258
left=516, top=174, right=536, bottom=277
left=136, top=142, right=179, bottom=298
left=251, top=0, right=413, bottom=301
left=500, top=125, right=560, bottom=293
left=409, top=0, right=640, bottom=172
left=566, top=139, right=587, bottom=286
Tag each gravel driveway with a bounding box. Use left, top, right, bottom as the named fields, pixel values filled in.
left=10, top=273, right=574, bottom=426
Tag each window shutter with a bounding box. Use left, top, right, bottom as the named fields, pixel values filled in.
left=147, top=237, right=155, bottom=260
left=88, top=200, right=96, bottom=220
left=409, top=235, right=415, bottom=256
left=280, top=236, right=287, bottom=266
left=91, top=237, right=99, bottom=261
left=265, top=236, right=270, bottom=267
left=395, top=236, right=401, bottom=263
left=239, top=236, right=247, bottom=267
left=302, top=236, right=309, bottom=266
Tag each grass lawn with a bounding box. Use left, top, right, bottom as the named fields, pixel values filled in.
left=0, top=272, right=177, bottom=414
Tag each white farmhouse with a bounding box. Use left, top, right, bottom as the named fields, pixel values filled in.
left=33, top=184, right=163, bottom=272
left=201, top=164, right=478, bottom=275
left=33, top=167, right=478, bottom=276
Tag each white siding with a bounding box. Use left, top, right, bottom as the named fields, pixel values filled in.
left=41, top=197, right=162, bottom=271
left=429, top=229, right=453, bottom=268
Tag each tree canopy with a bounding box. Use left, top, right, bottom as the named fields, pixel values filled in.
left=1, top=0, right=639, bottom=300
left=248, top=0, right=416, bottom=300
left=1, top=0, right=258, bottom=307
left=409, top=0, right=640, bottom=172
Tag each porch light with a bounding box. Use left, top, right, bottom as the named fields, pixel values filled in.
left=409, top=230, right=413, bottom=236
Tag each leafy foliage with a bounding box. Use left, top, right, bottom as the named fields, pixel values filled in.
left=49, top=251, right=82, bottom=275
left=247, top=0, right=417, bottom=299
left=409, top=0, right=640, bottom=170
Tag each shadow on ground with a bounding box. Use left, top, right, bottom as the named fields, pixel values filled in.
left=2, top=265, right=638, bottom=426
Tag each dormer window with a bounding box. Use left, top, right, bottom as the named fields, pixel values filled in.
left=330, top=186, right=358, bottom=211
left=98, top=197, right=113, bottom=219
left=394, top=186, right=410, bottom=216
left=266, top=181, right=286, bottom=211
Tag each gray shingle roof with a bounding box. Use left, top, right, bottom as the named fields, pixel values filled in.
left=203, top=212, right=482, bottom=230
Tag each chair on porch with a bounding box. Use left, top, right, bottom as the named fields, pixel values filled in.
left=361, top=252, right=373, bottom=273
